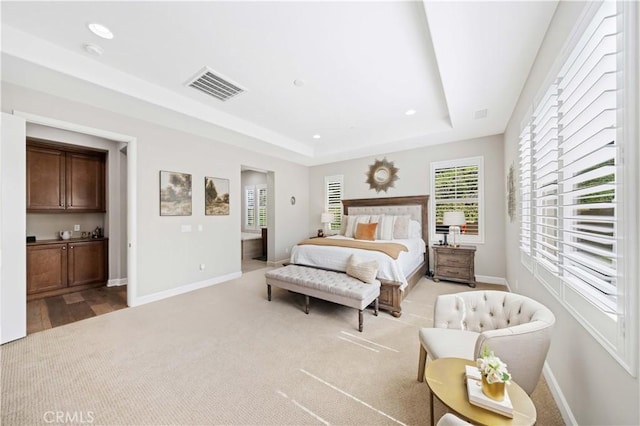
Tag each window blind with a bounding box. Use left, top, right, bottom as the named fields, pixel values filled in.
left=325, top=175, right=343, bottom=231
left=258, top=186, right=267, bottom=228
left=532, top=83, right=560, bottom=272
left=434, top=164, right=479, bottom=235
left=245, top=187, right=255, bottom=228
left=519, top=124, right=532, bottom=255
left=557, top=0, right=619, bottom=312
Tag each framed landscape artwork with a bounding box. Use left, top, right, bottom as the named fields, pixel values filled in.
left=160, top=170, right=192, bottom=216
left=205, top=176, right=230, bottom=215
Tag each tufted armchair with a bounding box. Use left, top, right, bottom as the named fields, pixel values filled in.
left=417, top=290, right=555, bottom=395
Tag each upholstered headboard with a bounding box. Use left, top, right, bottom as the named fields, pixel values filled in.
left=342, top=196, right=429, bottom=245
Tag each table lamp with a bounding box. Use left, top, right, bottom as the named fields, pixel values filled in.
left=443, top=211, right=465, bottom=247
left=321, top=212, right=334, bottom=237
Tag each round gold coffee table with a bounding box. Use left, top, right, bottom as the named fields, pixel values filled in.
left=424, top=357, right=536, bottom=426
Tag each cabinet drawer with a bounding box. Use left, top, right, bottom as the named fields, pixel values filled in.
left=436, top=265, right=471, bottom=280
left=437, top=253, right=472, bottom=267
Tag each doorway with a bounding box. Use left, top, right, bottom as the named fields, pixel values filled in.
left=24, top=124, right=130, bottom=333
left=241, top=166, right=271, bottom=273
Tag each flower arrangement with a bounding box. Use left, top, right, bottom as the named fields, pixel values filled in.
left=476, top=346, right=511, bottom=384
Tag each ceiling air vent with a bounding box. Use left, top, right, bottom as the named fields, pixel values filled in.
left=186, top=67, right=245, bottom=102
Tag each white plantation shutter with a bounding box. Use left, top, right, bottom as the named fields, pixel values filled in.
left=557, top=0, right=619, bottom=312
left=517, top=0, right=638, bottom=371
left=245, top=186, right=255, bottom=228
left=519, top=124, right=532, bottom=256
left=325, top=175, right=343, bottom=231
left=532, top=84, right=560, bottom=273
left=258, top=185, right=267, bottom=228
left=431, top=157, right=483, bottom=243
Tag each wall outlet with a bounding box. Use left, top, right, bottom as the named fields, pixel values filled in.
left=199, top=264, right=205, bottom=271
left=285, top=247, right=290, bottom=254
left=181, top=225, right=192, bottom=233
left=74, top=224, right=80, bottom=231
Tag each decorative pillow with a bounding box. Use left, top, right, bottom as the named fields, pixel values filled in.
left=340, top=215, right=348, bottom=235
left=368, top=214, right=383, bottom=239
left=346, top=254, right=379, bottom=284
left=377, top=215, right=396, bottom=240
left=393, top=215, right=411, bottom=239
left=354, top=222, right=378, bottom=240
left=345, top=215, right=370, bottom=238
left=409, top=220, right=422, bottom=239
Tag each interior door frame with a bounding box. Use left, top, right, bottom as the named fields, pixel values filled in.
left=13, top=110, right=139, bottom=309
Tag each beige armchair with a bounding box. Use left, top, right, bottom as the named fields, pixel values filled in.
left=417, top=290, right=555, bottom=395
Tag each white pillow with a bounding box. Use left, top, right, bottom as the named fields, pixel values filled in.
left=345, top=215, right=370, bottom=238
left=393, top=215, right=411, bottom=239
left=377, top=215, right=396, bottom=240
left=409, top=220, right=422, bottom=239
left=346, top=254, right=379, bottom=284
left=368, top=214, right=384, bottom=239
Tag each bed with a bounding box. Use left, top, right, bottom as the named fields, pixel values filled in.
left=290, top=195, right=429, bottom=317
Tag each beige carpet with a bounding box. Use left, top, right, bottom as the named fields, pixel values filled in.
left=1, top=268, right=564, bottom=425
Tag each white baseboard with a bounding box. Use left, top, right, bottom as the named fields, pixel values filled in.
left=130, top=271, right=242, bottom=307
left=107, top=278, right=128, bottom=287
left=475, top=275, right=507, bottom=286
left=542, top=362, right=577, bottom=425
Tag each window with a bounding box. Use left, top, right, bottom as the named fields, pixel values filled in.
left=245, top=184, right=267, bottom=230
left=519, top=1, right=637, bottom=373
left=258, top=186, right=267, bottom=228
left=431, top=157, right=484, bottom=244
left=245, top=186, right=255, bottom=228
left=324, top=175, right=343, bottom=232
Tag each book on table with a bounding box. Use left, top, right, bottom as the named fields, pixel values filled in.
left=464, top=365, right=514, bottom=418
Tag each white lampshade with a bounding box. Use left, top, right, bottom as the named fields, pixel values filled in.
left=443, top=211, right=466, bottom=226
left=321, top=212, right=334, bottom=224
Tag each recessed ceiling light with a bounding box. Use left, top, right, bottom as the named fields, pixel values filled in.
left=405, top=109, right=417, bottom=116
left=83, top=43, right=104, bottom=56
left=87, top=22, right=114, bottom=40
left=313, top=134, right=321, bottom=139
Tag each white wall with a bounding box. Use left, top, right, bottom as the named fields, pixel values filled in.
left=503, top=2, right=640, bottom=424
left=309, top=134, right=505, bottom=280
left=1, top=82, right=309, bottom=301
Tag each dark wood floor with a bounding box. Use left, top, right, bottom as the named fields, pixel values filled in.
left=27, top=286, right=127, bottom=334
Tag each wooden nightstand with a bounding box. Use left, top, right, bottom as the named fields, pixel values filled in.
left=432, top=245, right=476, bottom=287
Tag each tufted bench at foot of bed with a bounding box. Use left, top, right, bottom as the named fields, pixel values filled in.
left=265, top=264, right=380, bottom=332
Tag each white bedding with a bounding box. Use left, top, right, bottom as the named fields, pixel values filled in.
left=289, top=235, right=426, bottom=289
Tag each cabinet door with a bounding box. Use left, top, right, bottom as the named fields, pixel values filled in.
left=27, top=244, right=68, bottom=294
left=26, top=146, right=65, bottom=211
left=68, top=240, right=107, bottom=287
left=66, top=152, right=105, bottom=212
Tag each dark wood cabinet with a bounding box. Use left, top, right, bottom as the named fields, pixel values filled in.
left=26, top=145, right=66, bottom=211
left=27, top=239, right=108, bottom=298
left=27, top=141, right=106, bottom=213
left=65, top=152, right=105, bottom=212
left=68, top=240, right=107, bottom=287
left=27, top=242, right=68, bottom=294
left=432, top=245, right=476, bottom=287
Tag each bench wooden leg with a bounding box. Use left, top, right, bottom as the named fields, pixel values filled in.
left=304, top=295, right=310, bottom=314
left=267, top=284, right=272, bottom=301
left=358, top=309, right=364, bottom=332
left=374, top=298, right=379, bottom=316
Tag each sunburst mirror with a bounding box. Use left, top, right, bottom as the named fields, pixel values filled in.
left=366, top=158, right=399, bottom=193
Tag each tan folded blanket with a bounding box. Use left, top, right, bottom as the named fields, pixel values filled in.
left=298, top=238, right=408, bottom=259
